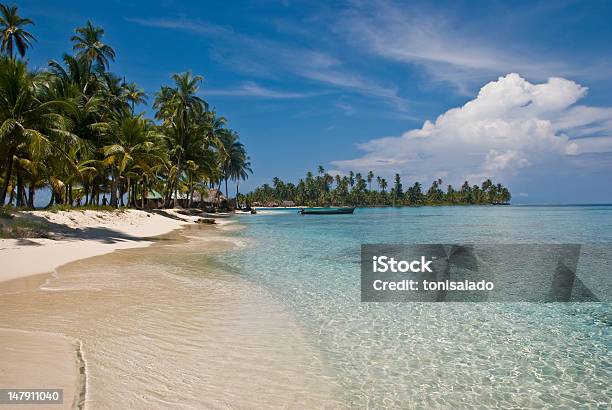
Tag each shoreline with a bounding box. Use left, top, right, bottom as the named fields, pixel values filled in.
left=0, top=212, right=342, bottom=408
left=0, top=209, right=204, bottom=284
left=0, top=209, right=203, bottom=408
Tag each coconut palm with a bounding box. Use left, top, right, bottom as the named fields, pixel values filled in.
left=102, top=114, right=163, bottom=207
left=101, top=72, right=129, bottom=114
left=154, top=71, right=208, bottom=207
left=232, top=154, right=251, bottom=206
left=71, top=21, right=115, bottom=70
left=0, top=3, right=35, bottom=59
left=123, top=82, right=147, bottom=113
left=380, top=178, right=387, bottom=193
left=247, top=169, right=511, bottom=207
left=0, top=58, right=71, bottom=205
left=0, top=15, right=250, bottom=211
left=219, top=129, right=247, bottom=199
left=48, top=53, right=98, bottom=96
left=130, top=130, right=168, bottom=208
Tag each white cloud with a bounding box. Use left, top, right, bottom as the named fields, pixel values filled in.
left=335, top=101, right=355, bottom=116
left=125, top=16, right=231, bottom=37
left=205, top=82, right=325, bottom=99
left=127, top=15, right=406, bottom=108
left=334, top=1, right=605, bottom=94
left=330, top=73, right=612, bottom=184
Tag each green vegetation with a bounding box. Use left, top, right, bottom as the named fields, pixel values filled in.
left=0, top=203, right=12, bottom=218
left=0, top=4, right=251, bottom=210
left=0, top=217, right=49, bottom=238
left=247, top=167, right=511, bottom=207
left=46, top=204, right=119, bottom=213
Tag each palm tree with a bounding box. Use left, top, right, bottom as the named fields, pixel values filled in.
left=0, top=15, right=249, bottom=212
left=48, top=53, right=98, bottom=96
left=46, top=53, right=112, bottom=204
left=233, top=155, right=252, bottom=207
left=219, top=129, right=247, bottom=200
left=380, top=178, right=387, bottom=193
left=367, top=170, right=374, bottom=190
left=71, top=21, right=115, bottom=70
left=0, top=4, right=35, bottom=59
left=247, top=169, right=512, bottom=208
left=154, top=71, right=208, bottom=207
left=102, top=114, right=161, bottom=207
left=123, top=82, right=147, bottom=113
left=0, top=58, right=70, bottom=205
left=101, top=72, right=129, bottom=114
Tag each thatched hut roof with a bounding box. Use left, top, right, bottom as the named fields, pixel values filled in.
left=200, top=188, right=227, bottom=203
left=144, top=190, right=163, bottom=200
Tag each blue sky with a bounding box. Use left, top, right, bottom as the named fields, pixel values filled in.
left=19, top=0, right=612, bottom=203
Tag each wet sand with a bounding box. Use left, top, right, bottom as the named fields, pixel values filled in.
left=0, top=223, right=343, bottom=409
left=0, top=329, right=84, bottom=410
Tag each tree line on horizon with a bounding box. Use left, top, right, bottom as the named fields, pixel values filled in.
left=246, top=166, right=511, bottom=206
left=0, top=3, right=251, bottom=210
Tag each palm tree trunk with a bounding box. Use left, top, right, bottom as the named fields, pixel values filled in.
left=119, top=180, right=125, bottom=207
left=0, top=147, right=16, bottom=206
left=174, top=154, right=182, bottom=208
left=16, top=170, right=24, bottom=207
left=8, top=186, right=15, bottom=205
left=188, top=176, right=194, bottom=208
left=164, top=185, right=171, bottom=208
left=91, top=184, right=97, bottom=205
left=236, top=181, right=239, bottom=208
left=110, top=170, right=118, bottom=208
left=141, top=180, right=146, bottom=209
left=28, top=182, right=35, bottom=209
left=126, top=178, right=131, bottom=208
left=20, top=183, right=27, bottom=207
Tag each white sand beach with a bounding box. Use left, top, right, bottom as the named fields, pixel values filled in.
left=0, top=210, right=200, bottom=409
left=0, top=209, right=200, bottom=283
left=0, top=210, right=341, bottom=409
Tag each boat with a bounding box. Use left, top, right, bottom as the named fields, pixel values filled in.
left=299, top=207, right=355, bottom=215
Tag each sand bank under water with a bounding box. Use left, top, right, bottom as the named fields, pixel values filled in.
left=0, top=222, right=342, bottom=409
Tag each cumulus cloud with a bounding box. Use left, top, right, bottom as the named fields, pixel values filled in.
left=330, top=73, right=612, bottom=185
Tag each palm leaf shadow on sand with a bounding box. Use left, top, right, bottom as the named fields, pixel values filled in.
left=21, top=211, right=190, bottom=244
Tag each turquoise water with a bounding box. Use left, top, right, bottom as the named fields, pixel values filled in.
left=221, top=206, right=612, bottom=408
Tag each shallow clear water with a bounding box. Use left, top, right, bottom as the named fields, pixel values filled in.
left=0, top=226, right=343, bottom=408
left=222, top=206, right=612, bottom=408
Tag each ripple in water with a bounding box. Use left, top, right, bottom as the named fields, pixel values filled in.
left=223, top=206, right=612, bottom=408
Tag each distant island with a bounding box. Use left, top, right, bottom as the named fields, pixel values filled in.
left=246, top=166, right=511, bottom=207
